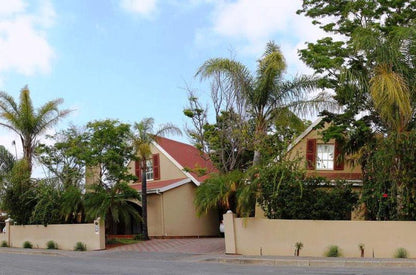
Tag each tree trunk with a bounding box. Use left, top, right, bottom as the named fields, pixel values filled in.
left=141, top=161, right=150, bottom=240
left=22, top=138, right=33, bottom=174
left=253, top=150, right=261, bottom=166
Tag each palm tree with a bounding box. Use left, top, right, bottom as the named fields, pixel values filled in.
left=84, top=181, right=141, bottom=232
left=131, top=117, right=181, bottom=240
left=0, top=86, right=71, bottom=173
left=197, top=41, right=335, bottom=165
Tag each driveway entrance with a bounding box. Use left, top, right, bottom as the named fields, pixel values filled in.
left=108, top=238, right=225, bottom=254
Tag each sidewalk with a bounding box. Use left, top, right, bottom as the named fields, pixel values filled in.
left=200, top=254, right=416, bottom=268
left=2, top=246, right=416, bottom=269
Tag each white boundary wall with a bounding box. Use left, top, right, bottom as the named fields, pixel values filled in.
left=224, top=212, right=416, bottom=258
left=0, top=218, right=105, bottom=251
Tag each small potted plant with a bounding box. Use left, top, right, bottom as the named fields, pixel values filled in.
left=359, top=243, right=365, bottom=257
left=295, top=242, right=303, bottom=256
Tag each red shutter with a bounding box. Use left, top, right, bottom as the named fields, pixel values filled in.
left=135, top=160, right=141, bottom=181
left=152, top=154, right=160, bottom=180
left=334, top=141, right=344, bottom=170
left=306, top=139, right=316, bottom=170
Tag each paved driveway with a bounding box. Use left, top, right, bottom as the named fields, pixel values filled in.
left=109, top=238, right=225, bottom=254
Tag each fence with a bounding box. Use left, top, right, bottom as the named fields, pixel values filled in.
left=0, top=218, right=105, bottom=251
left=224, top=211, right=416, bottom=258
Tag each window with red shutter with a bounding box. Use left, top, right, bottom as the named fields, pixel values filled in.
left=152, top=153, right=160, bottom=180
left=306, top=139, right=316, bottom=170
left=334, top=141, right=344, bottom=170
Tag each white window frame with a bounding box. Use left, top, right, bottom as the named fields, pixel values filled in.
left=316, top=144, right=335, bottom=170
left=145, top=159, right=154, bottom=181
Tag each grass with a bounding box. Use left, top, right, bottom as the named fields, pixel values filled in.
left=46, top=240, right=58, bottom=249
left=394, top=248, right=408, bottom=258
left=325, top=245, right=341, bottom=257
left=106, top=238, right=140, bottom=245
left=23, top=241, right=33, bottom=249
left=74, top=242, right=86, bottom=251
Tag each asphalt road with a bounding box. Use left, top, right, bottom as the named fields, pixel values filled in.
left=0, top=251, right=416, bottom=275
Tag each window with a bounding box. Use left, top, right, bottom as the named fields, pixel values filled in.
left=145, top=159, right=153, bottom=181
left=135, top=153, right=160, bottom=181
left=306, top=139, right=344, bottom=171
left=316, top=144, right=334, bottom=170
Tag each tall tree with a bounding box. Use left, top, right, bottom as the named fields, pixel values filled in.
left=298, top=0, right=416, bottom=129
left=197, top=41, right=334, bottom=165
left=80, top=120, right=140, bottom=230
left=0, top=86, right=71, bottom=173
left=36, top=127, right=85, bottom=189
left=131, top=118, right=181, bottom=240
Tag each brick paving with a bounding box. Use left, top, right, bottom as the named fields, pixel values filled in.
left=109, top=238, right=225, bottom=254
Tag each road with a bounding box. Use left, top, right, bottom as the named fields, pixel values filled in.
left=0, top=250, right=416, bottom=274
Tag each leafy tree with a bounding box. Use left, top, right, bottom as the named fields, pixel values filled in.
left=299, top=1, right=416, bottom=137
left=30, top=179, right=62, bottom=226
left=78, top=120, right=139, bottom=229
left=131, top=117, right=181, bottom=240
left=299, top=1, right=416, bottom=220
left=83, top=120, right=137, bottom=187
left=0, top=86, right=71, bottom=173
left=1, top=159, right=37, bottom=224
left=361, top=131, right=416, bottom=220
left=298, top=0, right=416, bottom=91
left=0, top=145, right=15, bottom=183
left=197, top=41, right=334, bottom=165
left=36, top=127, right=85, bottom=189
left=35, top=127, right=87, bottom=224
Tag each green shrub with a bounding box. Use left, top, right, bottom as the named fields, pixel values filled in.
left=325, top=245, right=341, bottom=257
left=23, top=241, right=33, bottom=249
left=257, top=162, right=358, bottom=220
left=106, top=238, right=117, bottom=245
left=394, top=248, right=408, bottom=258
left=74, top=242, right=86, bottom=251
left=46, top=240, right=58, bottom=249
left=134, top=234, right=146, bottom=240
left=1, top=241, right=8, bottom=247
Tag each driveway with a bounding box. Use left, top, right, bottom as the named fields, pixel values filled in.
left=108, top=238, right=225, bottom=254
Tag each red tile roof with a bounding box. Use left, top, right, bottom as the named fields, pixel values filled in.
left=155, top=137, right=217, bottom=182
left=131, top=178, right=188, bottom=192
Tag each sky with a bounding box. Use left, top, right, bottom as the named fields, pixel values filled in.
left=0, top=0, right=326, bottom=176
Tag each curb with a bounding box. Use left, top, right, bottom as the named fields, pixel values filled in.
left=0, top=248, right=88, bottom=257
left=204, top=257, right=416, bottom=268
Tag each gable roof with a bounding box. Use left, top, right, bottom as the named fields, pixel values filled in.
left=130, top=178, right=191, bottom=193
left=286, top=117, right=323, bottom=153
left=153, top=137, right=217, bottom=184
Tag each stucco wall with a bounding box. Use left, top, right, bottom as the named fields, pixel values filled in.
left=147, top=193, right=163, bottom=236
left=148, top=183, right=219, bottom=237
left=2, top=219, right=105, bottom=251
left=224, top=212, right=416, bottom=258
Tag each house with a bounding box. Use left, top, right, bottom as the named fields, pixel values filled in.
left=255, top=118, right=363, bottom=219
left=286, top=118, right=362, bottom=183
left=125, top=137, right=219, bottom=238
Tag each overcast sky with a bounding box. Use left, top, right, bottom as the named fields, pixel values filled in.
left=0, top=0, right=325, bottom=176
